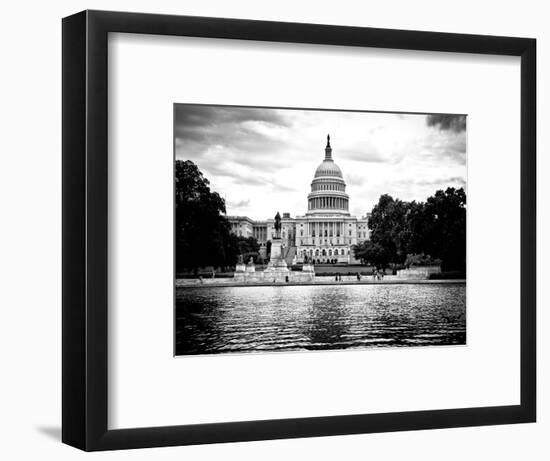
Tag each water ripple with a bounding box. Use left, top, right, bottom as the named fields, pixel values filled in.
left=175, top=284, right=466, bottom=355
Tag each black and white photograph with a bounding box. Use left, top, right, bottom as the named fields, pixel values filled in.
left=175, top=104, right=467, bottom=356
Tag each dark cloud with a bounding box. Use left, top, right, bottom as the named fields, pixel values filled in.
left=175, top=104, right=290, bottom=131
left=426, top=114, right=467, bottom=133
left=175, top=105, right=290, bottom=142
left=174, top=104, right=295, bottom=173
left=421, top=131, right=467, bottom=165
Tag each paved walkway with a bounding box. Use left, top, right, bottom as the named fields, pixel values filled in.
left=175, top=277, right=465, bottom=289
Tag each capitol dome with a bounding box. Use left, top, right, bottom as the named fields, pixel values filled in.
left=306, top=135, right=350, bottom=216
left=314, top=159, right=343, bottom=178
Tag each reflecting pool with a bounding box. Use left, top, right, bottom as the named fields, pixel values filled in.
left=175, top=283, right=466, bottom=356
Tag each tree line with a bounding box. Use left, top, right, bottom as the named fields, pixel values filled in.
left=352, top=188, right=466, bottom=272
left=175, top=160, right=260, bottom=273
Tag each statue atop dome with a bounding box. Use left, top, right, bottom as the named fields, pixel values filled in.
left=325, top=134, right=333, bottom=160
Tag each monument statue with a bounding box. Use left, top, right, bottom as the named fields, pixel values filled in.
left=248, top=256, right=254, bottom=265
left=238, top=254, right=244, bottom=264
left=274, top=212, right=282, bottom=238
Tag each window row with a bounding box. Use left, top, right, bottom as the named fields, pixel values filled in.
left=301, top=248, right=349, bottom=257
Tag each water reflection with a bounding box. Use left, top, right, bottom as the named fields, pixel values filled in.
left=175, top=284, right=466, bottom=356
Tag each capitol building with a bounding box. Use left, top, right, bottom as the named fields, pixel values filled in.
left=228, top=136, right=370, bottom=264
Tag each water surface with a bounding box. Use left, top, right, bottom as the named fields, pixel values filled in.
left=175, top=284, right=466, bottom=355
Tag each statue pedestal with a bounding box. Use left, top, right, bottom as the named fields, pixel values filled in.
left=245, top=263, right=256, bottom=273
left=235, top=263, right=246, bottom=273
left=264, top=238, right=290, bottom=282
left=289, top=262, right=315, bottom=282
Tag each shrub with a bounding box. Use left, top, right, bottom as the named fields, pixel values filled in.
left=404, top=253, right=442, bottom=268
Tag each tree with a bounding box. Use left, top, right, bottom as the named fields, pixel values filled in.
left=175, top=160, right=237, bottom=272
left=367, top=194, right=410, bottom=264
left=352, top=241, right=391, bottom=269
left=422, top=187, right=466, bottom=271
left=235, top=236, right=261, bottom=263
left=364, top=188, right=466, bottom=271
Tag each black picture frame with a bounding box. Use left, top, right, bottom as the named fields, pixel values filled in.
left=62, top=10, right=536, bottom=451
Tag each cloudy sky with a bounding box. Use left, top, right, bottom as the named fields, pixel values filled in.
left=175, top=104, right=466, bottom=220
